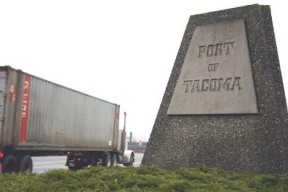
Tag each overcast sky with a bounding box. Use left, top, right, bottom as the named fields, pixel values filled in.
left=0, top=0, right=287, bottom=141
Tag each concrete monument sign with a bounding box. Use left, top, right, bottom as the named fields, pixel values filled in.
left=168, top=19, right=258, bottom=114
left=142, top=4, right=288, bottom=174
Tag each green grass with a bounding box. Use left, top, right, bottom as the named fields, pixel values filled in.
left=1, top=166, right=288, bottom=191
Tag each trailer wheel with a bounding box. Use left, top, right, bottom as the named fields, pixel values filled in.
left=18, top=155, right=33, bottom=173
left=103, top=154, right=111, bottom=167
left=2, top=155, right=17, bottom=173
left=111, top=154, right=117, bottom=166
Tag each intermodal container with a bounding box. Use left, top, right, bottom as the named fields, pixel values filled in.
left=0, top=66, right=120, bottom=152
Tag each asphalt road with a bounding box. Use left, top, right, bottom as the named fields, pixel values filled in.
left=32, top=153, right=144, bottom=174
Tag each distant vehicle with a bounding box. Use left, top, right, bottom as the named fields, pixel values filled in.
left=0, top=66, right=134, bottom=173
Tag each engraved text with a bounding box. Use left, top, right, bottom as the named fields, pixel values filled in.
left=183, top=77, right=242, bottom=93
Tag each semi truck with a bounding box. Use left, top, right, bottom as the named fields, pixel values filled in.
left=0, top=66, right=134, bottom=173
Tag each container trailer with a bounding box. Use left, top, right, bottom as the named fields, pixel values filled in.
left=0, top=66, right=134, bottom=173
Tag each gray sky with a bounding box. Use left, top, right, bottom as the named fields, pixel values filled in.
left=1, top=0, right=287, bottom=141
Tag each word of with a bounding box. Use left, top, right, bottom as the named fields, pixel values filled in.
left=208, top=63, right=219, bottom=72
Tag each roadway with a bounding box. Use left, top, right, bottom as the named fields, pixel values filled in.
left=32, top=153, right=144, bottom=174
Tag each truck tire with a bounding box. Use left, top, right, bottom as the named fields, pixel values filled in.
left=124, top=154, right=134, bottom=166
left=67, top=163, right=77, bottom=171
left=111, top=154, right=117, bottom=166
left=18, top=155, right=33, bottom=173
left=2, top=155, right=17, bottom=173
left=103, top=154, right=111, bottom=167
